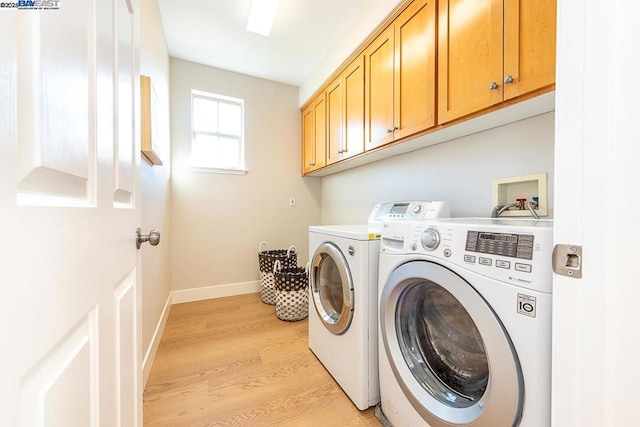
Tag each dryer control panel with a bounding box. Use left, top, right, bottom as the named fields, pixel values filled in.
left=368, top=201, right=450, bottom=223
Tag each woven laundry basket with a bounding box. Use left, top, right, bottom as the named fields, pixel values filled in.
left=257, top=242, right=297, bottom=305
left=273, top=260, right=309, bottom=321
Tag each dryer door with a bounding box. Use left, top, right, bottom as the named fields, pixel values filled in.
left=310, top=242, right=354, bottom=335
left=380, top=261, right=523, bottom=427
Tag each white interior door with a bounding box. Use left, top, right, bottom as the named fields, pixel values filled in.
left=553, top=0, right=640, bottom=425
left=0, top=0, right=142, bottom=425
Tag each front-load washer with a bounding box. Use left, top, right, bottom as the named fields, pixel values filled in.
left=378, top=218, right=553, bottom=426
left=308, top=201, right=450, bottom=410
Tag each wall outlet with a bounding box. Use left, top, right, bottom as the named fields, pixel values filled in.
left=289, top=197, right=296, bottom=207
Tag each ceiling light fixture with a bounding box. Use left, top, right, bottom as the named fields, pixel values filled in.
left=246, top=0, right=280, bottom=37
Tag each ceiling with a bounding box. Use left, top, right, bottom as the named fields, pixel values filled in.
left=157, top=0, right=369, bottom=87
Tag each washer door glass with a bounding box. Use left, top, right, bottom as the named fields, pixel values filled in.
left=380, top=261, right=523, bottom=426
left=310, top=242, right=354, bottom=335
left=397, top=282, right=488, bottom=407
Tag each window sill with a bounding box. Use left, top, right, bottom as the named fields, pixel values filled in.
left=190, top=166, right=247, bottom=175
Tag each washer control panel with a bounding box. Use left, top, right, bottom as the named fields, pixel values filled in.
left=380, top=218, right=553, bottom=293
left=465, top=230, right=534, bottom=260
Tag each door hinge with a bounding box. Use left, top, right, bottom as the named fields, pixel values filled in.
left=552, top=244, right=582, bottom=278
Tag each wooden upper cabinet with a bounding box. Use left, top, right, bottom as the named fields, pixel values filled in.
left=312, top=95, right=327, bottom=171
left=365, top=26, right=395, bottom=150
left=326, top=77, right=343, bottom=166
left=438, top=0, right=556, bottom=124
left=366, top=0, right=436, bottom=151
left=300, top=0, right=556, bottom=175
left=325, top=55, right=365, bottom=166
left=343, top=55, right=365, bottom=160
left=503, top=0, right=557, bottom=100
left=394, top=0, right=437, bottom=140
left=301, top=93, right=326, bottom=174
left=302, top=105, right=314, bottom=174
left=438, top=0, right=504, bottom=124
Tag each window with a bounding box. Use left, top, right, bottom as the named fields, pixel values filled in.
left=191, top=90, right=245, bottom=173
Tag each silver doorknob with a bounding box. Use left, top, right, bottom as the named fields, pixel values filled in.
left=504, top=75, right=514, bottom=84
left=489, top=81, right=499, bottom=90
left=136, top=228, right=161, bottom=249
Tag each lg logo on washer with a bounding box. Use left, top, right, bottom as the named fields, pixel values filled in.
left=518, top=293, right=537, bottom=318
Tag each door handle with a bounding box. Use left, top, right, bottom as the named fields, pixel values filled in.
left=136, top=228, right=161, bottom=249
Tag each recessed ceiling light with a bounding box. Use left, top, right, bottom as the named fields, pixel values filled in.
left=246, top=0, right=280, bottom=37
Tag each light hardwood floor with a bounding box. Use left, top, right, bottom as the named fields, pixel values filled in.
left=144, top=293, right=381, bottom=426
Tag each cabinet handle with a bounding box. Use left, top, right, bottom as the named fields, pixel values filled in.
left=489, top=82, right=499, bottom=90
left=337, top=149, right=344, bottom=154
left=386, top=129, right=393, bottom=134
left=308, top=162, right=316, bottom=166
left=504, top=75, right=514, bottom=84
left=393, top=126, right=399, bottom=131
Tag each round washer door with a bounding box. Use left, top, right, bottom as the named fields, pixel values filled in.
left=380, top=261, right=523, bottom=427
left=310, top=241, right=354, bottom=335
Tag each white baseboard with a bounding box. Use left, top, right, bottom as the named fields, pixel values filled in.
left=171, top=280, right=261, bottom=304
left=142, top=292, right=172, bottom=387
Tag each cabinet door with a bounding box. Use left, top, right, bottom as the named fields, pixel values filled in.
left=301, top=93, right=326, bottom=174
left=365, top=26, right=395, bottom=150
left=312, top=94, right=327, bottom=170
left=394, top=0, right=437, bottom=139
left=326, top=77, right=343, bottom=165
left=438, top=0, right=503, bottom=124
left=343, top=55, right=365, bottom=159
left=503, top=0, right=556, bottom=100
left=301, top=104, right=315, bottom=174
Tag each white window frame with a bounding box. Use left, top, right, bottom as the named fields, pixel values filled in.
left=190, top=89, right=246, bottom=175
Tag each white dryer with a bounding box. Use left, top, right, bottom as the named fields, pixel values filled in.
left=378, top=218, right=553, bottom=426
left=308, top=201, right=450, bottom=410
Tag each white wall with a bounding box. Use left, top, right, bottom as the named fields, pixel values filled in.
left=170, top=58, right=321, bottom=293
left=320, top=112, right=555, bottom=223
left=139, top=0, right=172, bottom=381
